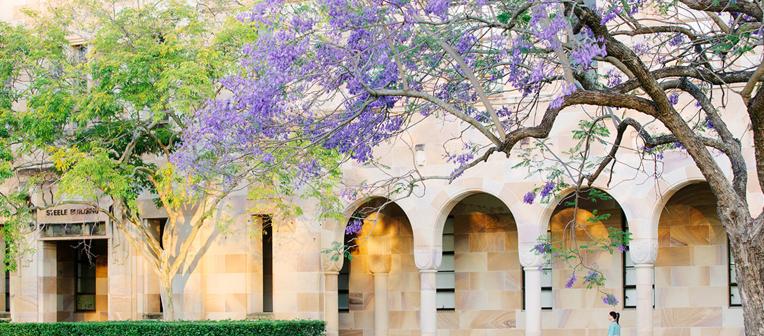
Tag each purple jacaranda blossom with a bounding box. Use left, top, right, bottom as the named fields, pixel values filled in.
left=345, top=219, right=363, bottom=235
left=540, top=181, right=556, bottom=198
left=532, top=242, right=552, bottom=255
left=456, top=34, right=477, bottom=54
left=290, top=16, right=316, bottom=33
left=565, top=273, right=577, bottom=288
left=669, top=33, right=685, bottom=46
left=602, top=294, right=619, bottom=306
left=606, top=68, right=623, bottom=87
left=583, top=270, right=600, bottom=284
left=705, top=117, right=715, bottom=129
left=633, top=42, right=650, bottom=55
left=617, top=245, right=627, bottom=253
left=424, top=0, right=449, bottom=19
left=550, top=83, right=578, bottom=109
left=600, top=8, right=620, bottom=25
left=668, top=93, right=680, bottom=105
left=570, top=37, right=607, bottom=70
left=523, top=191, right=536, bottom=204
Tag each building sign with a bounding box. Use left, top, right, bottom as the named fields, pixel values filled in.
left=37, top=204, right=109, bottom=224
left=36, top=204, right=110, bottom=239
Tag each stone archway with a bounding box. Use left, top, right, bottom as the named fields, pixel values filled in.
left=435, top=192, right=522, bottom=333
left=337, top=198, right=417, bottom=336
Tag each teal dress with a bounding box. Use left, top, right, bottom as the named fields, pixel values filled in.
left=607, top=322, right=621, bottom=336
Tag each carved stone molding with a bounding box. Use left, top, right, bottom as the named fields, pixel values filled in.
left=519, top=242, right=545, bottom=268
left=629, top=238, right=658, bottom=265
left=320, top=253, right=343, bottom=273
left=414, top=248, right=442, bottom=271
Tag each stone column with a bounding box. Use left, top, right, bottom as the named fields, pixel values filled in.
left=373, top=272, right=389, bottom=336
left=323, top=271, right=340, bottom=336
left=414, top=248, right=441, bottom=336
left=630, top=238, right=658, bottom=336
left=108, top=231, right=136, bottom=320
left=419, top=270, right=437, bottom=336
left=321, top=254, right=342, bottom=336
left=38, top=241, right=57, bottom=322
left=519, top=245, right=545, bottom=336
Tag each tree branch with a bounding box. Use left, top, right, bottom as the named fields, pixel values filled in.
left=678, top=0, right=763, bottom=20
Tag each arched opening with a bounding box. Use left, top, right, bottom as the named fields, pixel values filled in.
left=656, top=183, right=731, bottom=333
left=437, top=193, right=521, bottom=332
left=338, top=198, right=416, bottom=336
left=547, top=189, right=627, bottom=318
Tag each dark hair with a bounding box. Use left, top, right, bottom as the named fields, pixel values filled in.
left=609, top=311, right=620, bottom=324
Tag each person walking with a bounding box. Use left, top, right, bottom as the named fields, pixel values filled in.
left=607, top=311, right=621, bottom=336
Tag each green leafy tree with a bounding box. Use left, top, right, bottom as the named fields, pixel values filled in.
left=0, top=0, right=341, bottom=320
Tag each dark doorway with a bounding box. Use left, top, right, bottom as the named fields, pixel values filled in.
left=55, top=239, right=108, bottom=321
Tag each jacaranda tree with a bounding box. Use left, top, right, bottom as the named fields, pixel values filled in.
left=0, top=0, right=340, bottom=320
left=178, top=0, right=764, bottom=332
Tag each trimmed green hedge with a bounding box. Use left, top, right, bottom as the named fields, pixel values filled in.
left=0, top=320, right=325, bottom=336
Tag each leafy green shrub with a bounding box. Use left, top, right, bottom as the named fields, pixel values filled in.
left=0, top=320, right=324, bottom=336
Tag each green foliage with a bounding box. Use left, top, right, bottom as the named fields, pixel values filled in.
left=0, top=0, right=267, bottom=276
left=246, top=143, right=344, bottom=221
left=563, top=188, right=613, bottom=207
left=0, top=320, right=325, bottom=336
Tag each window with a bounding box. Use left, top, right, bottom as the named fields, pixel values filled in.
left=540, top=259, right=553, bottom=309
left=729, top=240, right=741, bottom=307
left=622, top=214, right=654, bottom=309
left=338, top=225, right=354, bottom=313
left=255, top=215, right=274, bottom=313
left=4, top=270, right=9, bottom=313
left=523, top=229, right=553, bottom=310
left=436, top=216, right=455, bottom=311
left=540, top=228, right=553, bottom=309
left=338, top=258, right=350, bottom=312
left=623, top=249, right=637, bottom=308
left=147, top=218, right=167, bottom=250
left=622, top=215, right=637, bottom=309
left=40, top=222, right=107, bottom=239
left=4, top=244, right=9, bottom=313
left=72, top=44, right=87, bottom=64
left=147, top=218, right=167, bottom=313
left=75, top=250, right=96, bottom=311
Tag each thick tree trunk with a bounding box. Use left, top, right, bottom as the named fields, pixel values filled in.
left=159, top=274, right=176, bottom=321
left=730, top=233, right=764, bottom=336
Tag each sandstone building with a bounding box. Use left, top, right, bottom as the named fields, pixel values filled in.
left=0, top=1, right=757, bottom=336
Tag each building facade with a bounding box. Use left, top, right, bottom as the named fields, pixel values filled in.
left=1, top=1, right=759, bottom=336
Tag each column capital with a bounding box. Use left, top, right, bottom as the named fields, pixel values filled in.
left=320, top=253, right=344, bottom=273
left=629, top=238, right=658, bottom=265
left=519, top=242, right=545, bottom=268
left=414, top=247, right=442, bottom=271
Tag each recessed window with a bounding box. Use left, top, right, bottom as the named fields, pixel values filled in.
left=623, top=249, right=637, bottom=308
left=40, top=222, right=106, bottom=239
left=146, top=218, right=167, bottom=313
left=540, top=259, right=553, bottom=309
left=436, top=216, right=455, bottom=311
left=75, top=250, right=96, bottom=312
left=254, top=215, right=274, bottom=313
left=622, top=215, right=654, bottom=309
left=4, top=270, right=9, bottom=313
left=523, top=230, right=553, bottom=310
left=338, top=259, right=350, bottom=312
left=540, top=228, right=553, bottom=309
left=729, top=240, right=741, bottom=307
left=622, top=216, right=637, bottom=309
